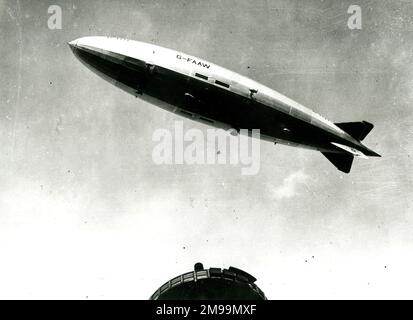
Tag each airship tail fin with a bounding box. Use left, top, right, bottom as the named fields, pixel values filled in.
left=335, top=121, right=374, bottom=141
left=321, top=152, right=354, bottom=174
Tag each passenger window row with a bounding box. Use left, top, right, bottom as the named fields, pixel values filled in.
left=195, top=73, right=230, bottom=89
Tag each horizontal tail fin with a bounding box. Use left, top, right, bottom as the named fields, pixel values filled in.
left=330, top=142, right=368, bottom=158
left=335, top=121, right=374, bottom=141
left=321, top=152, right=354, bottom=173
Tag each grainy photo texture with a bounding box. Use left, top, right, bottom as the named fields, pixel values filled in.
left=0, top=0, right=412, bottom=299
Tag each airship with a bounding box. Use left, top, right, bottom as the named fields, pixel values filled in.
left=69, top=36, right=380, bottom=173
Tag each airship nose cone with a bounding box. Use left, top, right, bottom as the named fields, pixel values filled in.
left=68, top=39, right=78, bottom=51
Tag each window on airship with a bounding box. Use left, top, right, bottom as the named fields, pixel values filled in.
left=215, top=80, right=230, bottom=88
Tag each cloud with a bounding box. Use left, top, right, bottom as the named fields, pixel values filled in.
left=273, top=171, right=310, bottom=200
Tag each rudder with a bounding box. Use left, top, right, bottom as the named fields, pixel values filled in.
left=321, top=152, right=354, bottom=173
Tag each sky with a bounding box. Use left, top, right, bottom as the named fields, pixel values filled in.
left=0, top=0, right=412, bottom=299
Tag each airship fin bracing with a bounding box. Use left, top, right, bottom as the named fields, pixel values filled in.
left=69, top=36, right=381, bottom=173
